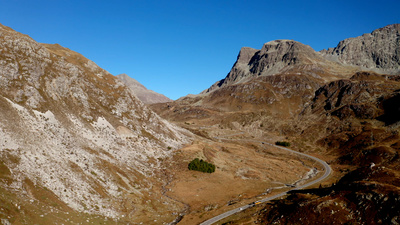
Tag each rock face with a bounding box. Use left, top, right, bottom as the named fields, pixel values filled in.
left=320, top=24, right=400, bottom=74
left=203, top=47, right=258, bottom=93
left=0, top=23, right=191, bottom=221
left=116, top=73, right=172, bottom=104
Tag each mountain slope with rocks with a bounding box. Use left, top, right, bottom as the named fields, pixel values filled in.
left=0, top=23, right=191, bottom=224
left=116, top=73, right=172, bottom=104
left=252, top=72, right=400, bottom=224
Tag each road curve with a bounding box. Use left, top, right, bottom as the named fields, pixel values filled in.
left=199, top=142, right=332, bottom=225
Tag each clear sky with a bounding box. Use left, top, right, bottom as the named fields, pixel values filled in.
left=1, top=0, right=399, bottom=100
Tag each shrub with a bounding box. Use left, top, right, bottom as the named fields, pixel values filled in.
left=275, top=141, right=290, bottom=147
left=188, top=158, right=216, bottom=173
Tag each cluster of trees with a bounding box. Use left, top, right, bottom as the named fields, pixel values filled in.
left=275, top=141, right=291, bottom=147
left=188, top=158, right=216, bottom=173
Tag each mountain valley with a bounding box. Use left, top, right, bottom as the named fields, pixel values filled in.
left=150, top=24, right=400, bottom=224
left=1, top=22, right=400, bottom=225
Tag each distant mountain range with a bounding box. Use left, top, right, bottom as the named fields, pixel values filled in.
left=116, top=73, right=172, bottom=104
left=204, top=24, right=400, bottom=94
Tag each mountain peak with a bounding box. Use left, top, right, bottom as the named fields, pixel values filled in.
left=264, top=39, right=296, bottom=45
left=260, top=39, right=316, bottom=56
left=373, top=23, right=400, bottom=34
left=256, top=39, right=319, bottom=68
left=116, top=74, right=172, bottom=104
left=237, top=47, right=258, bottom=64
left=116, top=73, right=146, bottom=89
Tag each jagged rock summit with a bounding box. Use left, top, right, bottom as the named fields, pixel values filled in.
left=320, top=24, right=400, bottom=74
left=0, top=23, right=191, bottom=222
left=116, top=73, right=172, bottom=104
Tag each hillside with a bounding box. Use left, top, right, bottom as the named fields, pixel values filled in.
left=0, top=23, right=192, bottom=224
left=225, top=72, right=400, bottom=224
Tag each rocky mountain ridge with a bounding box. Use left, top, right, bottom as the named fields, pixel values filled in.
left=116, top=73, right=172, bottom=104
left=203, top=39, right=357, bottom=94
left=203, top=24, right=399, bottom=95
left=320, top=24, right=400, bottom=74
left=0, top=23, right=191, bottom=223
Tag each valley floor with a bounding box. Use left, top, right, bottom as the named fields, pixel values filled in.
left=161, top=122, right=335, bottom=225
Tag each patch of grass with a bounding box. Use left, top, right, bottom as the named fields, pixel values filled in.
left=275, top=141, right=291, bottom=147
left=188, top=158, right=216, bottom=173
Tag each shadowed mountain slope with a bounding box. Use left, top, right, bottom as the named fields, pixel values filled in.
left=253, top=72, right=400, bottom=224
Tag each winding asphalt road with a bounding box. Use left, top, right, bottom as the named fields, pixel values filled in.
left=199, top=142, right=332, bottom=225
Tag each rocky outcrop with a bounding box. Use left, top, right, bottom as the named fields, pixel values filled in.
left=116, top=73, right=172, bottom=104
left=248, top=40, right=325, bottom=76
left=306, top=72, right=400, bottom=122
left=320, top=24, right=400, bottom=74
left=0, top=23, right=191, bottom=222
left=202, top=47, right=258, bottom=93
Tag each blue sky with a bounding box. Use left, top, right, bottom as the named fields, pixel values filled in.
left=1, top=0, right=400, bottom=100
